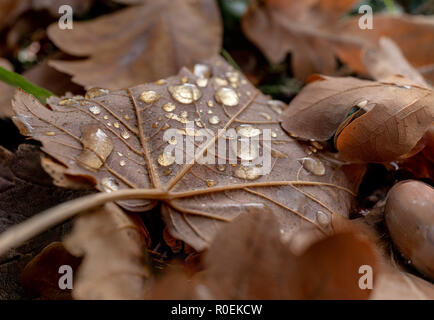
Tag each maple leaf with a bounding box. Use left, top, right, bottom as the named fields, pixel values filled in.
left=5, top=56, right=363, bottom=255
left=242, top=1, right=434, bottom=83
left=47, top=0, right=223, bottom=90
left=0, top=144, right=87, bottom=299
left=280, top=74, right=434, bottom=163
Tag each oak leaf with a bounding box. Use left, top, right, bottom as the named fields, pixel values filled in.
left=280, top=75, right=434, bottom=163
left=11, top=56, right=361, bottom=252
left=47, top=0, right=222, bottom=89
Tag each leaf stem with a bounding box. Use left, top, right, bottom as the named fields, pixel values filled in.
left=0, top=66, right=54, bottom=104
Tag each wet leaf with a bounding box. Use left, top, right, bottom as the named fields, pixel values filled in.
left=47, top=0, right=222, bottom=89
left=64, top=202, right=151, bottom=300
left=280, top=75, right=434, bottom=163
left=12, top=56, right=362, bottom=252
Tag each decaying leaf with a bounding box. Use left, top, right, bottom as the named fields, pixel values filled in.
left=0, top=144, right=87, bottom=299
left=242, top=1, right=434, bottom=83
left=47, top=0, right=222, bottom=89
left=280, top=74, right=434, bottom=163
left=64, top=202, right=150, bottom=300
left=11, top=56, right=362, bottom=252
left=149, top=211, right=378, bottom=299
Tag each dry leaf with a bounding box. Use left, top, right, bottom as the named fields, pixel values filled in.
left=363, top=37, right=429, bottom=87
left=64, top=202, right=150, bottom=300
left=47, top=0, right=222, bottom=89
left=242, top=1, right=434, bottom=82
left=280, top=75, right=434, bottom=162
left=11, top=56, right=362, bottom=252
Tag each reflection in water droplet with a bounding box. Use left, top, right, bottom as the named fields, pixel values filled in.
left=234, top=166, right=262, bottom=180
left=85, top=88, right=109, bottom=99
left=300, top=157, right=325, bottom=176
left=76, top=125, right=113, bottom=170
left=266, top=100, right=285, bottom=114
left=158, top=152, right=175, bottom=166
left=208, top=115, right=220, bottom=125
left=120, top=159, right=126, bottom=167
left=121, top=130, right=130, bottom=140
left=236, top=125, right=261, bottom=137
left=44, top=131, right=56, bottom=136
left=162, top=102, right=176, bottom=112
left=101, top=177, right=119, bottom=192
left=316, top=210, right=331, bottom=227
left=89, top=105, right=101, bottom=115
left=139, top=90, right=160, bottom=104
left=168, top=84, right=202, bottom=104
left=215, top=87, right=239, bottom=107
left=206, top=179, right=217, bottom=187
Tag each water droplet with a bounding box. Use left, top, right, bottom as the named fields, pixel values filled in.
left=107, top=122, right=112, bottom=126
left=207, top=100, right=214, bottom=108
left=165, top=112, right=189, bottom=123
left=168, top=83, right=202, bottom=104
left=300, top=157, right=325, bottom=176
left=215, top=87, right=239, bottom=107
left=266, top=100, right=285, bottom=114
left=236, top=125, right=261, bottom=137
left=139, top=90, right=160, bottom=104
left=113, top=122, right=120, bottom=129
left=194, top=64, right=212, bottom=79
left=216, top=164, right=226, bottom=172
left=89, top=105, right=101, bottom=115
left=117, top=152, right=123, bottom=157
left=206, top=179, right=217, bottom=187
left=214, top=77, right=228, bottom=87
left=207, top=110, right=213, bottom=114
left=103, top=115, right=109, bottom=120
left=120, top=159, right=126, bottom=167
left=226, top=71, right=239, bottom=84
left=271, top=132, right=277, bottom=138
left=316, top=210, right=331, bottom=227
left=121, top=130, right=130, bottom=140
left=158, top=152, right=175, bottom=166
left=259, top=112, right=272, bottom=120
left=124, top=115, right=131, bottom=120
left=234, top=166, right=262, bottom=180
left=232, top=139, right=259, bottom=161
left=85, top=88, right=109, bottom=99
left=181, top=77, right=188, bottom=83
left=311, top=141, right=323, bottom=150
left=356, top=99, right=368, bottom=108
left=58, top=98, right=75, bottom=106
left=208, top=115, right=220, bottom=125
left=44, top=131, right=56, bottom=136
left=101, top=177, right=119, bottom=192
left=196, top=78, right=208, bottom=87
left=161, top=102, right=175, bottom=112
left=155, top=79, right=166, bottom=85
left=76, top=125, right=113, bottom=170
left=177, top=127, right=202, bottom=137
left=195, top=119, right=204, bottom=128
left=181, top=111, right=188, bottom=118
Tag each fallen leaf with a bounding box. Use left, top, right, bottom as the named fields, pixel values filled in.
left=64, top=202, right=151, bottom=300
left=0, top=144, right=88, bottom=299
left=47, top=0, right=222, bottom=89
left=280, top=75, right=434, bottom=162
left=11, top=56, right=362, bottom=252
left=20, top=242, right=81, bottom=300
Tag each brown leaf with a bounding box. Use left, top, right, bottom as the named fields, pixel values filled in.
left=20, top=242, right=81, bottom=300
left=280, top=75, right=434, bottom=162
left=11, top=56, right=361, bottom=252
left=47, top=0, right=222, bottom=89
left=242, top=2, right=434, bottom=83
left=64, top=202, right=150, bottom=300
left=0, top=144, right=87, bottom=299
left=363, top=37, right=430, bottom=87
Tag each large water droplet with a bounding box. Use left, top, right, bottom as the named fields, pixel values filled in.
left=76, top=125, right=113, bottom=170
left=101, top=177, right=119, bottom=192
left=168, top=83, right=202, bottom=104
left=85, top=88, right=109, bottom=99
left=300, top=157, right=325, bottom=176
left=234, top=166, right=262, bottom=180
left=139, top=90, right=160, bottom=104
left=158, top=152, right=175, bottom=166
left=215, top=87, right=239, bottom=107
left=236, top=125, right=261, bottom=137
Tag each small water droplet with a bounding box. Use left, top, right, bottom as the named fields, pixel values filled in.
left=103, top=115, right=109, bottom=120
left=196, top=78, right=208, bottom=87
left=207, top=110, right=213, bottom=114
left=234, top=166, right=262, bottom=180
left=236, top=125, right=261, bottom=137
left=300, top=157, right=325, bottom=176
left=85, top=88, right=109, bottom=99
left=259, top=112, right=272, bottom=120
left=271, top=132, right=277, bottom=138
left=215, top=87, right=239, bottom=107
left=181, top=111, right=188, bottom=118
left=181, top=77, right=188, bottom=83
left=89, top=105, right=101, bottom=115
left=356, top=99, right=368, bottom=108
left=195, top=119, right=204, bottom=128
left=165, top=112, right=189, bottom=123
left=208, top=115, right=220, bottom=125
left=206, top=179, right=217, bottom=187
left=76, top=125, right=113, bottom=170
left=120, top=159, right=126, bottom=167
left=117, top=152, right=123, bottom=157
left=158, top=152, right=175, bottom=166
left=207, top=100, right=214, bottom=108
left=162, top=102, right=176, bottom=112
left=168, top=136, right=178, bottom=145
left=168, top=83, right=202, bottom=104
left=139, top=90, right=160, bottom=104
left=58, top=98, right=75, bottom=106
left=44, top=131, right=56, bottom=136
left=266, top=100, right=285, bottom=114
left=155, top=79, right=166, bottom=85
left=124, top=115, right=131, bottom=120
left=226, top=71, right=239, bottom=84
left=216, top=164, right=226, bottom=172
left=113, top=122, right=120, bottom=129
left=121, top=130, right=130, bottom=140
left=101, top=177, right=119, bottom=192
left=194, top=64, right=212, bottom=79
left=214, top=77, right=228, bottom=86
left=316, top=210, right=331, bottom=227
